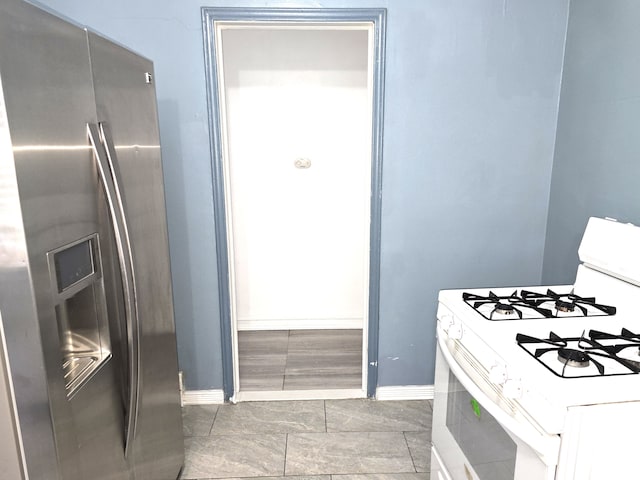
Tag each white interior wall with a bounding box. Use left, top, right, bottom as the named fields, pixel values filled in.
left=221, top=27, right=371, bottom=330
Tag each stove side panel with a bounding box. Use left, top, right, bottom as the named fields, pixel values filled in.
left=557, top=401, right=640, bottom=478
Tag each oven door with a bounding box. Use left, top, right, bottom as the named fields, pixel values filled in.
left=432, top=331, right=559, bottom=480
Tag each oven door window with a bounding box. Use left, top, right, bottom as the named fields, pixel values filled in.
left=446, top=371, right=517, bottom=480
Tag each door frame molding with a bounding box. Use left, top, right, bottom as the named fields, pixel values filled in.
left=202, top=7, right=386, bottom=399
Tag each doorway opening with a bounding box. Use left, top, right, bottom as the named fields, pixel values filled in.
left=202, top=8, right=386, bottom=401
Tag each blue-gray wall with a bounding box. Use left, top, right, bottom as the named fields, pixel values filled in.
left=35, top=0, right=568, bottom=389
left=542, top=0, right=640, bottom=284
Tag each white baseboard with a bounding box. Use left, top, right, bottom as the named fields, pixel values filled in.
left=182, top=389, right=225, bottom=405
left=375, top=385, right=434, bottom=401
left=237, top=318, right=363, bottom=331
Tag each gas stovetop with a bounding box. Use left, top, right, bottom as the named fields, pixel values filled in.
left=516, top=328, right=640, bottom=378
left=459, top=286, right=638, bottom=379
left=436, top=219, right=640, bottom=429
left=463, top=289, right=617, bottom=320
left=438, top=280, right=640, bottom=420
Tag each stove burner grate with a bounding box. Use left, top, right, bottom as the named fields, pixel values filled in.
left=521, top=289, right=616, bottom=316
left=463, top=289, right=616, bottom=321
left=462, top=291, right=553, bottom=320
left=516, top=329, right=640, bottom=378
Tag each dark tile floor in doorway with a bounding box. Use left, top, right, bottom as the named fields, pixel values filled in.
left=238, top=330, right=363, bottom=391
left=181, top=399, right=432, bottom=480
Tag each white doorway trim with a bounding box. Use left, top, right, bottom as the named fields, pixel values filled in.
left=202, top=8, right=387, bottom=401
left=217, top=21, right=372, bottom=401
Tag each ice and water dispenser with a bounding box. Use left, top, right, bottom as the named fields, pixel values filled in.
left=47, top=234, right=111, bottom=397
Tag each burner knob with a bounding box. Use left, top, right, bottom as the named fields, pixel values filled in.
left=448, top=321, right=463, bottom=340
left=489, top=364, right=507, bottom=385
left=503, top=379, right=523, bottom=399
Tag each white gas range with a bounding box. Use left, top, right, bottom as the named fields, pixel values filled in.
left=430, top=217, right=640, bottom=480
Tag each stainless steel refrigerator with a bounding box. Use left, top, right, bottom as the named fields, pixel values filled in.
left=0, top=1, right=184, bottom=479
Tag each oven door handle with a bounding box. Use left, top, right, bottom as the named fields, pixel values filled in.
left=437, top=331, right=560, bottom=464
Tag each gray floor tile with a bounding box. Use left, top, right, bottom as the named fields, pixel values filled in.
left=239, top=353, right=287, bottom=371
left=238, top=330, right=290, bottom=355
left=285, top=432, right=415, bottom=475
left=211, top=401, right=326, bottom=434
left=238, top=329, right=363, bottom=391
left=325, top=400, right=432, bottom=432
left=240, top=371, right=286, bottom=391
left=285, top=353, right=362, bottom=376
left=182, top=405, right=218, bottom=437
left=287, top=330, right=362, bottom=350
left=284, top=330, right=362, bottom=390
left=283, top=373, right=362, bottom=390
left=332, top=475, right=429, bottom=480
left=206, top=477, right=329, bottom=480
left=182, top=434, right=286, bottom=479
left=285, top=353, right=361, bottom=376
left=404, top=432, right=431, bottom=473
left=239, top=353, right=288, bottom=374
left=238, top=331, right=289, bottom=390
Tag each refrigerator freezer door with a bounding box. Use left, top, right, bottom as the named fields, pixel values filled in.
left=87, top=31, right=184, bottom=479
left=0, top=2, right=132, bottom=479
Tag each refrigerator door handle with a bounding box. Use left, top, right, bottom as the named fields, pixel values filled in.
left=87, top=122, right=141, bottom=458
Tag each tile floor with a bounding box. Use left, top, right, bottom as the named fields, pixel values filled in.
left=238, top=330, right=363, bottom=391
left=181, top=399, right=432, bottom=480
